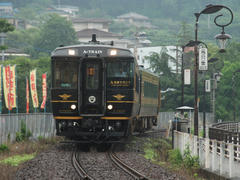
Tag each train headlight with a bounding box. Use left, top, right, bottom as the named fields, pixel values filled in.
left=107, top=104, right=113, bottom=110
left=71, top=104, right=77, bottom=110
left=110, top=49, right=117, bottom=56
left=68, top=49, right=75, bottom=55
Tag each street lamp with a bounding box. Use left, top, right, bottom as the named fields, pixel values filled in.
left=232, top=69, right=240, bottom=121
left=193, top=4, right=233, bottom=136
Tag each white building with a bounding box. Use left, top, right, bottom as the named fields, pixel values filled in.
left=72, top=18, right=110, bottom=32
left=130, top=46, right=180, bottom=73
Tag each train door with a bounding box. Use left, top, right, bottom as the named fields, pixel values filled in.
left=80, top=59, right=104, bottom=115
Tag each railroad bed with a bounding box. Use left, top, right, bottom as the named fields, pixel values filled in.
left=15, top=130, right=182, bottom=180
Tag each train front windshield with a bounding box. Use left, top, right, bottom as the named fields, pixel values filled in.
left=53, top=60, right=78, bottom=89
left=107, top=61, right=133, bottom=78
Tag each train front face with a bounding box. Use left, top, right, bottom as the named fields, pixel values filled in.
left=51, top=45, right=135, bottom=143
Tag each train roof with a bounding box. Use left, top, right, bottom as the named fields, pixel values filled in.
left=51, top=43, right=134, bottom=58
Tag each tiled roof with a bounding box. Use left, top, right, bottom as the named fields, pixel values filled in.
left=72, top=18, right=111, bottom=23
left=77, top=29, right=122, bottom=38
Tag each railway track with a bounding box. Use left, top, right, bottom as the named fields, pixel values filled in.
left=72, top=150, right=95, bottom=180
left=108, top=150, right=149, bottom=180
left=72, top=145, right=150, bottom=180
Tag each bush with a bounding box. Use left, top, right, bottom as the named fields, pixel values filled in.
left=16, top=132, right=23, bottom=142
left=0, top=144, right=9, bottom=152
left=155, top=139, right=171, bottom=161
left=168, top=148, right=183, bottom=166
left=15, top=120, right=32, bottom=142
left=183, top=144, right=200, bottom=169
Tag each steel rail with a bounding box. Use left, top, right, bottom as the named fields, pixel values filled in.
left=72, top=151, right=95, bottom=180
left=108, top=151, right=149, bottom=180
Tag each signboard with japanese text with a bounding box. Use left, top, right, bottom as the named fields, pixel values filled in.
left=199, top=48, right=208, bottom=70
left=3, top=65, right=16, bottom=110
left=30, top=69, right=39, bottom=108
left=41, top=73, right=47, bottom=109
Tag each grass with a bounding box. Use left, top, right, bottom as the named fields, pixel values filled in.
left=0, top=136, right=62, bottom=180
left=0, top=153, right=36, bottom=166
left=142, top=137, right=206, bottom=180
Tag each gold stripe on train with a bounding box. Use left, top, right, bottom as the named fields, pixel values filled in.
left=51, top=100, right=77, bottom=103
left=54, top=116, right=83, bottom=120
left=107, top=101, right=135, bottom=103
left=101, top=117, right=131, bottom=120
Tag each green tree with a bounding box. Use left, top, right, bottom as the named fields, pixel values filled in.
left=0, top=19, right=14, bottom=51
left=6, top=28, right=40, bottom=57
left=145, top=47, right=180, bottom=111
left=34, top=14, right=77, bottom=55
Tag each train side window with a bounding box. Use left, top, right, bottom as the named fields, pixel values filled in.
left=54, top=61, right=78, bottom=88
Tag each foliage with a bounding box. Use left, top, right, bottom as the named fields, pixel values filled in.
left=183, top=144, right=199, bottom=169
left=168, top=148, right=183, bottom=166
left=16, top=120, right=32, bottom=142
left=6, top=28, right=41, bottom=57
left=0, top=144, right=9, bottom=152
left=0, top=153, right=35, bottom=166
left=154, top=138, right=172, bottom=161
left=34, top=14, right=77, bottom=56
left=0, top=19, right=15, bottom=33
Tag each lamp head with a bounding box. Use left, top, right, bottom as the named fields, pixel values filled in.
left=215, top=32, right=232, bottom=53
left=201, top=4, right=223, bottom=14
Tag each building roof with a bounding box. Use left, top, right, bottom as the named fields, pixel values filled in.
left=117, top=12, right=149, bottom=20
left=72, top=18, right=111, bottom=23
left=77, top=29, right=122, bottom=38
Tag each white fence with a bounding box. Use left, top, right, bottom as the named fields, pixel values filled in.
left=0, top=113, right=55, bottom=145
left=174, top=131, right=240, bottom=179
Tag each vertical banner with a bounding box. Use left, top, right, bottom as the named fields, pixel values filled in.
left=41, top=73, right=47, bottom=109
left=30, top=69, right=39, bottom=108
left=3, top=66, right=10, bottom=110
left=10, top=65, right=16, bottom=109
left=26, top=77, right=29, bottom=113
left=3, top=65, right=16, bottom=110
left=0, top=65, right=2, bottom=113
left=184, top=69, right=191, bottom=85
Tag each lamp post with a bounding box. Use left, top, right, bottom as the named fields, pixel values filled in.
left=232, top=69, right=240, bottom=121
left=193, top=4, right=233, bottom=136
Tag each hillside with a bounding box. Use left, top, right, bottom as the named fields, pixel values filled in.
left=6, top=0, right=240, bottom=44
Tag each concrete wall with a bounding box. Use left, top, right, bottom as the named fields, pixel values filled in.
left=174, top=131, right=240, bottom=179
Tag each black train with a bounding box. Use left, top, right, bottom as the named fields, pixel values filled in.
left=51, top=35, right=160, bottom=143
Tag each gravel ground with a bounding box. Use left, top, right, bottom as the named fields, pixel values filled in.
left=15, top=144, right=79, bottom=180
left=14, top=131, right=185, bottom=180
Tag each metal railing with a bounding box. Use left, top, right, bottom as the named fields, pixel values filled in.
left=209, top=122, right=240, bottom=144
